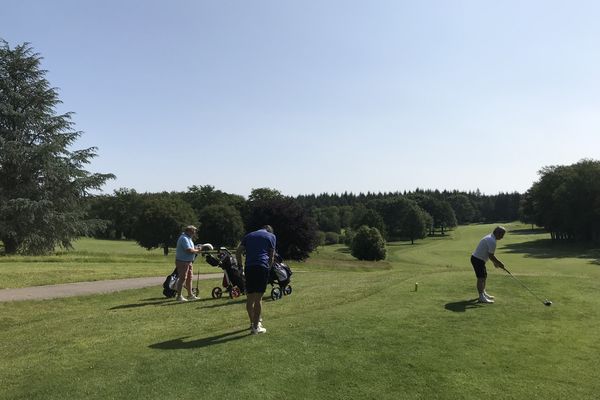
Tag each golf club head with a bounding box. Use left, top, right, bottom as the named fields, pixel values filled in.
left=544, top=300, right=552, bottom=306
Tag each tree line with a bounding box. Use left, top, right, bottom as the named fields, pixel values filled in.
left=520, top=159, right=600, bottom=241
left=83, top=185, right=523, bottom=259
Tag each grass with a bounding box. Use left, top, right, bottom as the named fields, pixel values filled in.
left=1, top=223, right=600, bottom=399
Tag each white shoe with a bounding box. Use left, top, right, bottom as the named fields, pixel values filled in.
left=478, top=294, right=494, bottom=303
left=483, top=291, right=495, bottom=300
left=176, top=295, right=187, bottom=302
left=187, top=294, right=199, bottom=301
left=249, top=321, right=263, bottom=330
left=251, top=324, right=267, bottom=334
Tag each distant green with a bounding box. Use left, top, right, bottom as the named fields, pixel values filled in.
left=1, top=223, right=599, bottom=399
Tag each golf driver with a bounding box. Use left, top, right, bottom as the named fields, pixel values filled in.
left=501, top=266, right=552, bottom=306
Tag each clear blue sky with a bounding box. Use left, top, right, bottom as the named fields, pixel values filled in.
left=3, top=0, right=599, bottom=197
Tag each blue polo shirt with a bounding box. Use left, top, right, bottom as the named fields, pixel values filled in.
left=241, top=229, right=276, bottom=269
left=175, top=233, right=195, bottom=262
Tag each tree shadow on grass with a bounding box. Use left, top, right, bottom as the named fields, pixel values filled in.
left=149, top=329, right=249, bottom=350
left=502, top=239, right=600, bottom=264
left=444, top=299, right=484, bottom=312
left=508, top=228, right=547, bottom=236
left=197, top=298, right=246, bottom=309
left=335, top=248, right=351, bottom=254
left=110, top=297, right=216, bottom=310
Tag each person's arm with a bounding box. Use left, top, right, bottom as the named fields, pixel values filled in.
left=267, top=248, right=275, bottom=268
left=186, top=246, right=200, bottom=254
left=236, top=244, right=245, bottom=267
left=185, top=237, right=200, bottom=254
left=489, top=253, right=504, bottom=269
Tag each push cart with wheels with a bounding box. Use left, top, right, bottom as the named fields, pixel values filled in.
left=269, top=254, right=293, bottom=301
left=205, top=247, right=245, bottom=299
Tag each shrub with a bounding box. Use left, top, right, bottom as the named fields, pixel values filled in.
left=324, top=231, right=339, bottom=245
left=340, top=228, right=355, bottom=246
left=316, top=231, right=326, bottom=246
left=350, top=225, right=386, bottom=261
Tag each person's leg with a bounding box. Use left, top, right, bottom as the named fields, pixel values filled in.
left=247, top=292, right=262, bottom=328
left=471, top=256, right=491, bottom=302
left=246, top=293, right=254, bottom=325
left=175, top=261, right=187, bottom=298
left=477, top=277, right=486, bottom=295
left=185, top=264, right=193, bottom=297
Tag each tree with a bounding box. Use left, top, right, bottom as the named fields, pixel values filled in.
left=315, top=206, right=341, bottom=233
left=181, top=185, right=244, bottom=215
left=131, top=195, right=197, bottom=255
left=350, top=225, right=386, bottom=261
left=248, top=187, right=283, bottom=202
left=403, top=204, right=429, bottom=244
left=368, top=197, right=416, bottom=239
left=0, top=41, right=114, bottom=254
left=197, top=204, right=244, bottom=248
left=408, top=194, right=456, bottom=234
left=526, top=159, right=600, bottom=241
left=338, top=205, right=354, bottom=228
left=446, top=194, right=475, bottom=224
left=351, top=204, right=386, bottom=237
left=87, top=188, right=142, bottom=239
left=244, top=196, right=319, bottom=260
left=518, top=190, right=536, bottom=229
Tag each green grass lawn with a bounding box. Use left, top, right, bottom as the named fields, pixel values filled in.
left=0, top=238, right=217, bottom=288
left=1, top=223, right=600, bottom=399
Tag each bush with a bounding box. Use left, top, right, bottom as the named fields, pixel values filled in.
left=350, top=225, right=386, bottom=261
left=340, top=228, right=355, bottom=246
left=316, top=231, right=326, bottom=246
left=324, top=231, right=339, bottom=245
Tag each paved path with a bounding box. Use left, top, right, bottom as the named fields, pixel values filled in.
left=0, top=273, right=221, bottom=302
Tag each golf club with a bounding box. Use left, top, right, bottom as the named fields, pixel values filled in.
left=501, top=266, right=552, bottom=306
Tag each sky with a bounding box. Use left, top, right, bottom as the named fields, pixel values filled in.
left=2, top=0, right=600, bottom=198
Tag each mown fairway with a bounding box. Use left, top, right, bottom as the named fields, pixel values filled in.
left=1, top=223, right=599, bottom=399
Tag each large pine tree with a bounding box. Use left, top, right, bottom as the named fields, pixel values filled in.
left=0, top=40, right=114, bottom=254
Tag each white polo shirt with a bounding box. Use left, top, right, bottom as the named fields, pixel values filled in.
left=472, top=234, right=496, bottom=262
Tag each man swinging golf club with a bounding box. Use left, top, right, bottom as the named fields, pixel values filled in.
left=470, top=226, right=506, bottom=303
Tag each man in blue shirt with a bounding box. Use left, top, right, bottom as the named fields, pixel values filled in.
left=175, top=225, right=202, bottom=302
left=236, top=225, right=276, bottom=334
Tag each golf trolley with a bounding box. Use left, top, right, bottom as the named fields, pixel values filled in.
left=205, top=247, right=245, bottom=299
left=268, top=255, right=293, bottom=301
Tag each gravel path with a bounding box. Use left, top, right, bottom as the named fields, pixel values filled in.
left=0, top=273, right=221, bottom=302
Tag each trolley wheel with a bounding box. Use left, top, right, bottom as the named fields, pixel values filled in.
left=284, top=285, right=292, bottom=296
left=211, top=287, right=223, bottom=299
left=230, top=286, right=241, bottom=298
left=271, top=287, right=282, bottom=301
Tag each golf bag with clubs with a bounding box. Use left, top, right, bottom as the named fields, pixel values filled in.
left=269, top=253, right=293, bottom=300
left=206, top=247, right=246, bottom=299
left=162, top=268, right=179, bottom=298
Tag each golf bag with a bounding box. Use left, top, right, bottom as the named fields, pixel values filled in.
left=206, top=248, right=246, bottom=298
left=268, top=253, right=293, bottom=300
left=162, top=268, right=179, bottom=298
